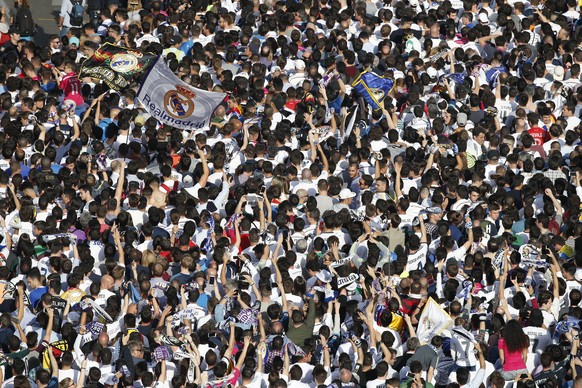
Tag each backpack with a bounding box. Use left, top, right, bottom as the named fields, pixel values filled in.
left=69, top=0, right=84, bottom=27
left=16, top=8, right=35, bottom=36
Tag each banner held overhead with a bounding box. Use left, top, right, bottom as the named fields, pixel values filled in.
left=137, top=57, right=226, bottom=130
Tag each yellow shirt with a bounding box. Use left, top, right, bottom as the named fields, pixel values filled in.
left=389, top=311, right=405, bottom=333
left=61, top=288, right=86, bottom=304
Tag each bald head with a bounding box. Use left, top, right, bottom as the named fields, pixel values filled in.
left=98, top=332, right=109, bottom=347
left=271, top=321, right=283, bottom=334
left=230, top=118, right=242, bottom=132
left=340, top=369, right=352, bottom=383
left=301, top=169, right=312, bottom=180
left=296, top=189, right=308, bottom=202
left=101, top=275, right=114, bottom=290
left=215, top=105, right=225, bottom=117
left=127, top=303, right=137, bottom=315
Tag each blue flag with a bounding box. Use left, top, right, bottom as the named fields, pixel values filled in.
left=202, top=216, right=215, bottom=254
left=432, top=73, right=466, bottom=93
left=486, top=66, right=507, bottom=88
left=352, top=70, right=394, bottom=110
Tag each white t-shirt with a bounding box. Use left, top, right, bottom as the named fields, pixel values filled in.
left=407, top=243, right=428, bottom=272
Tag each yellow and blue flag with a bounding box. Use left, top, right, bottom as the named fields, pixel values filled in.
left=352, top=70, right=394, bottom=110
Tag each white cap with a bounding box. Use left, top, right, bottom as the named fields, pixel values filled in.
left=478, top=13, right=489, bottom=24
left=182, top=175, right=194, bottom=188
left=295, top=60, right=306, bottom=70
left=426, top=67, right=438, bottom=79
left=63, top=99, right=77, bottom=112
left=316, top=269, right=332, bottom=283
left=554, top=66, right=565, bottom=81
left=339, top=188, right=356, bottom=199
left=393, top=70, right=405, bottom=80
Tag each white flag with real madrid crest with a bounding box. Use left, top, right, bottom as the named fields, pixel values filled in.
left=416, top=297, right=454, bottom=344
left=137, top=57, right=226, bottom=130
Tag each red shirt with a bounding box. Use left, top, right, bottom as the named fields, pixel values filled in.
left=0, top=33, right=9, bottom=46
left=60, top=72, right=84, bottom=105
left=528, top=126, right=550, bottom=146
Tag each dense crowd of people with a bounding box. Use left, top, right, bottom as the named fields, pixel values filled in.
left=0, top=0, right=579, bottom=387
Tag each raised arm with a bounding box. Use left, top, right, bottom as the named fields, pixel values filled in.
left=48, top=344, right=59, bottom=379
left=43, top=307, right=55, bottom=343
left=114, top=162, right=126, bottom=215
left=443, top=77, right=456, bottom=101
left=197, top=150, right=210, bottom=188
left=240, top=125, right=250, bottom=152
left=69, top=109, right=81, bottom=142
left=233, top=217, right=242, bottom=251
left=461, top=225, right=474, bottom=251
left=272, top=249, right=284, bottom=285
left=403, top=314, right=416, bottom=337
left=158, top=359, right=167, bottom=385
left=235, top=335, right=251, bottom=370
left=282, top=344, right=290, bottom=377
left=220, top=254, right=230, bottom=289
left=223, top=321, right=237, bottom=360
left=112, top=224, right=125, bottom=266
left=394, top=161, right=403, bottom=198
left=78, top=359, right=88, bottom=388
left=418, top=216, right=427, bottom=244
left=263, top=191, right=272, bottom=224
left=317, top=144, right=329, bottom=174
left=545, top=188, right=563, bottom=216
left=320, top=334, right=331, bottom=368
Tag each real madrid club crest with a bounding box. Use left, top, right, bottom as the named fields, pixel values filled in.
left=422, top=316, right=433, bottom=331
left=369, top=88, right=385, bottom=102
left=164, top=85, right=196, bottom=119
left=110, top=52, right=141, bottom=72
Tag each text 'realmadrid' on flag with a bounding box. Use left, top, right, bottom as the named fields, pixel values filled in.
left=137, top=57, right=226, bottom=131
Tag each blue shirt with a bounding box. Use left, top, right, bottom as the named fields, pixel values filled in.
left=29, top=286, right=48, bottom=308
left=169, top=273, right=192, bottom=285
left=329, top=95, right=344, bottom=113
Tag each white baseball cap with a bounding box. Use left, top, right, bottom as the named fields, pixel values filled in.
left=339, top=188, right=356, bottom=199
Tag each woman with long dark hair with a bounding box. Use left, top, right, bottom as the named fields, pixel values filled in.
left=498, top=319, right=530, bottom=380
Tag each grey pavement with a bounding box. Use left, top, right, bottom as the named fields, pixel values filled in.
left=30, top=0, right=61, bottom=46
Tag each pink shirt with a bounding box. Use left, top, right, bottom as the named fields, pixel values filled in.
left=499, top=337, right=527, bottom=371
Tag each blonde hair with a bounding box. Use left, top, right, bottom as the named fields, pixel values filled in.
left=59, top=378, right=73, bottom=388
left=270, top=176, right=289, bottom=195
left=142, top=249, right=158, bottom=268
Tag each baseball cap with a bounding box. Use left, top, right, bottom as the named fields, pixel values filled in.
left=63, top=99, right=77, bottom=112
left=69, top=37, right=80, bottom=47
left=339, top=188, right=356, bottom=200
left=134, top=115, right=145, bottom=127
left=478, top=13, right=489, bottom=24
left=457, top=113, right=468, bottom=126
left=295, top=59, right=306, bottom=70
left=316, top=270, right=332, bottom=283
left=426, top=67, right=438, bottom=79
left=409, top=0, right=419, bottom=6
left=270, top=65, right=281, bottom=75
left=183, top=175, right=194, bottom=188
left=554, top=66, right=565, bottom=81
left=487, top=150, right=500, bottom=160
